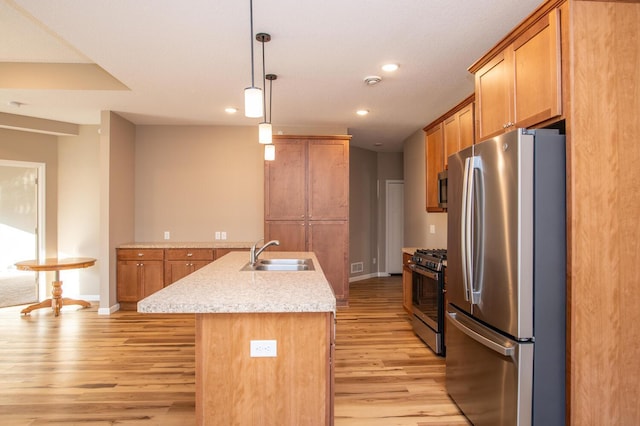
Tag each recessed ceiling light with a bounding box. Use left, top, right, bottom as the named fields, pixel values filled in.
left=225, top=107, right=238, bottom=114
left=381, top=63, right=399, bottom=72
left=356, top=109, right=369, bottom=116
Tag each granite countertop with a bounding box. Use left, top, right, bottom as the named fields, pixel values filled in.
left=137, top=251, right=336, bottom=314
left=119, top=241, right=254, bottom=249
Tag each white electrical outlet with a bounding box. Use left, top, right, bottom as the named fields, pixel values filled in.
left=430, top=225, right=436, bottom=234
left=215, top=231, right=221, bottom=240
left=164, top=231, right=170, bottom=240
left=250, top=340, right=277, bottom=357
left=221, top=231, right=227, bottom=240
left=373, top=257, right=376, bottom=265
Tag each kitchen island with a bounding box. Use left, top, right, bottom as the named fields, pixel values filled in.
left=138, top=251, right=336, bottom=425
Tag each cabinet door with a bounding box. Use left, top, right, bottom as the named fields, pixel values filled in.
left=443, top=114, right=460, bottom=169
left=403, top=266, right=413, bottom=315
left=458, top=103, right=475, bottom=150
left=308, top=140, right=349, bottom=220
left=140, top=261, right=164, bottom=297
left=475, top=50, right=514, bottom=140
left=425, top=124, right=444, bottom=212
left=117, top=260, right=140, bottom=302
left=309, top=221, right=348, bottom=303
left=265, top=140, right=306, bottom=220
left=265, top=221, right=307, bottom=252
left=164, top=260, right=195, bottom=286
left=513, top=9, right=561, bottom=128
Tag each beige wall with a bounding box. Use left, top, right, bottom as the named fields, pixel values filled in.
left=58, top=125, right=101, bottom=298
left=402, top=128, right=447, bottom=249
left=100, top=111, right=136, bottom=312
left=349, top=146, right=378, bottom=278
left=134, top=125, right=264, bottom=242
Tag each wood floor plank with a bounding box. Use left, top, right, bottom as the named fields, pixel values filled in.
left=0, top=276, right=468, bottom=425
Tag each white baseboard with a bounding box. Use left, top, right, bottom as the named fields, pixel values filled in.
left=349, top=272, right=391, bottom=283
left=98, top=303, right=120, bottom=315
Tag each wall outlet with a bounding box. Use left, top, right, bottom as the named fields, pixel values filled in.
left=163, top=231, right=170, bottom=240
left=215, top=231, right=221, bottom=240
left=429, top=225, right=436, bottom=234
left=250, top=340, right=277, bottom=357
left=221, top=231, right=227, bottom=240
left=373, top=257, right=376, bottom=265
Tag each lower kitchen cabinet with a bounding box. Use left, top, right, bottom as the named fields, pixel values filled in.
left=164, top=248, right=214, bottom=286
left=402, top=252, right=413, bottom=314
left=116, top=249, right=164, bottom=310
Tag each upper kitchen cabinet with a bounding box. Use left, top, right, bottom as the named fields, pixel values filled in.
left=264, top=135, right=351, bottom=305
left=472, top=7, right=562, bottom=141
left=443, top=98, right=475, bottom=169
left=424, top=95, right=474, bottom=212
left=264, top=139, right=306, bottom=220
left=425, top=124, right=444, bottom=212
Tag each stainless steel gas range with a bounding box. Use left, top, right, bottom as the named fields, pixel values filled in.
left=409, top=248, right=446, bottom=356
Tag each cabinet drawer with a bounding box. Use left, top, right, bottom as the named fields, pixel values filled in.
left=117, top=248, right=164, bottom=261
left=165, top=248, right=214, bottom=261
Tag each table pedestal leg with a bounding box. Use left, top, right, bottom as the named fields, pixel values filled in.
left=20, top=279, right=91, bottom=316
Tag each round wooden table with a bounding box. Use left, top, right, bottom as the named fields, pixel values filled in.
left=15, top=257, right=96, bottom=316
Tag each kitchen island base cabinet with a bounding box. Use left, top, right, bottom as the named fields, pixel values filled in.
left=196, top=312, right=334, bottom=425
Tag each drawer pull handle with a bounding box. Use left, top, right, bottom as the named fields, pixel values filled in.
left=137, top=253, right=144, bottom=257
left=187, top=253, right=193, bottom=257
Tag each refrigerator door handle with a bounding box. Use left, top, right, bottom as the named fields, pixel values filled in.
left=461, top=157, right=473, bottom=302
left=447, top=311, right=514, bottom=357
left=469, top=156, right=483, bottom=305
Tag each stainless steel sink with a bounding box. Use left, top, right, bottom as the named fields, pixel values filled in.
left=241, top=258, right=314, bottom=271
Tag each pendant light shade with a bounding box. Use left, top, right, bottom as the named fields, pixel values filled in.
left=245, top=87, right=263, bottom=118
left=264, top=144, right=276, bottom=161
left=259, top=122, right=272, bottom=144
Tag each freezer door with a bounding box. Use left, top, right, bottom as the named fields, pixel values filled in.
left=446, top=305, right=533, bottom=426
left=469, top=130, right=534, bottom=338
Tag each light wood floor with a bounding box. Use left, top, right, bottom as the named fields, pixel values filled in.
left=0, top=276, right=468, bottom=425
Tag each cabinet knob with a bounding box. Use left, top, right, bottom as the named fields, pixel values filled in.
left=187, top=253, right=193, bottom=257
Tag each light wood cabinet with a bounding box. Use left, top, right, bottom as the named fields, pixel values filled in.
left=425, top=124, right=444, bottom=212
left=402, top=252, right=413, bottom=314
left=443, top=102, right=474, bottom=169
left=424, top=95, right=475, bottom=212
left=473, top=8, right=561, bottom=140
left=116, top=249, right=164, bottom=310
left=164, top=248, right=214, bottom=286
left=265, top=135, right=350, bottom=305
left=117, top=246, right=249, bottom=309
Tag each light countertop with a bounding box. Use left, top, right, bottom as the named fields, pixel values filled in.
left=137, top=251, right=336, bottom=314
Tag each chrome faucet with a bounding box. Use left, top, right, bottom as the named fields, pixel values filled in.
left=250, top=239, right=280, bottom=265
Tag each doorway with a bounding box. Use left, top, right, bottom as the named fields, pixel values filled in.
left=0, top=160, right=44, bottom=308
left=385, top=180, right=404, bottom=274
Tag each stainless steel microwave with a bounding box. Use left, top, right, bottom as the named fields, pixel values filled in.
left=437, top=170, right=447, bottom=210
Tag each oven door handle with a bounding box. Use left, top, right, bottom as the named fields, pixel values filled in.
left=409, top=264, right=439, bottom=281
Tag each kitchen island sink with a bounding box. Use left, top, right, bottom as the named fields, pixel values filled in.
left=138, top=251, right=335, bottom=425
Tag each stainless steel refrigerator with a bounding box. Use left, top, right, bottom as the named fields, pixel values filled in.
left=446, top=128, right=566, bottom=426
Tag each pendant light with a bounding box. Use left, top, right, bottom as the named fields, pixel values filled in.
left=244, top=0, right=263, bottom=118
left=264, top=144, right=276, bottom=161
left=257, top=32, right=272, bottom=144
left=263, top=74, right=277, bottom=161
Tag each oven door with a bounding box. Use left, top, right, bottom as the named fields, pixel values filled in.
left=411, top=264, right=445, bottom=355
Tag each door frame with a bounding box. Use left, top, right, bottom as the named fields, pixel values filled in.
left=385, top=179, right=404, bottom=274
left=0, top=159, right=46, bottom=299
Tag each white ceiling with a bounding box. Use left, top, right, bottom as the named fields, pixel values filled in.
left=0, top=0, right=542, bottom=152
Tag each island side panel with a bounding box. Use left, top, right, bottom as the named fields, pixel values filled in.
left=196, top=312, right=332, bottom=425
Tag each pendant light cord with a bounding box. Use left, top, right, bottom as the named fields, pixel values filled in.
left=268, top=77, right=273, bottom=124
left=261, top=38, right=267, bottom=122
left=249, top=0, right=255, bottom=87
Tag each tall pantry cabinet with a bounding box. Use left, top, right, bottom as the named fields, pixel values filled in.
left=264, top=135, right=350, bottom=306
